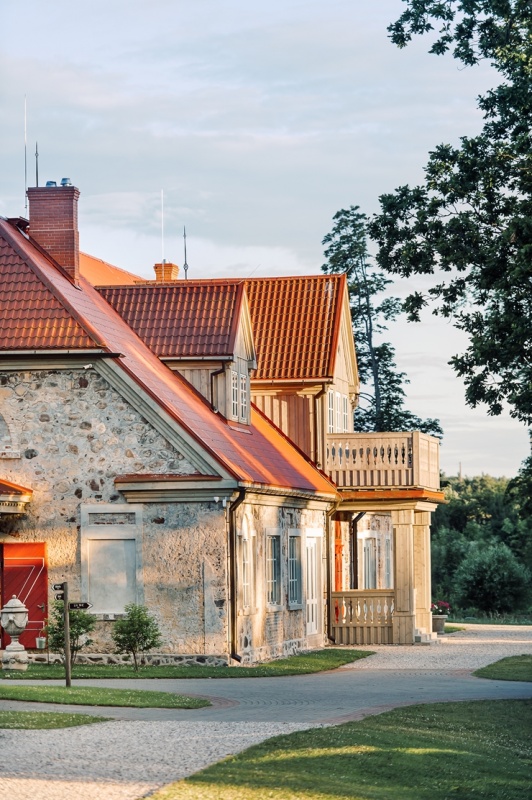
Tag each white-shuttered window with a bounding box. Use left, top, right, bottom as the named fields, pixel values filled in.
left=231, top=371, right=239, bottom=418
left=328, top=391, right=335, bottom=433
left=288, top=532, right=302, bottom=607
left=266, top=530, right=281, bottom=607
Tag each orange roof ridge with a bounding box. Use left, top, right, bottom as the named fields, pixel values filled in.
left=80, top=252, right=145, bottom=286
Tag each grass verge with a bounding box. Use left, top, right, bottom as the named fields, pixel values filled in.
left=474, top=654, right=532, bottom=682
left=0, top=684, right=210, bottom=708
left=443, top=624, right=465, bottom=634
left=3, top=649, right=371, bottom=680
left=0, top=711, right=108, bottom=729
left=150, top=700, right=532, bottom=800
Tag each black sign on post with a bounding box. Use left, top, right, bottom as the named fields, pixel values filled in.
left=52, top=583, right=65, bottom=591
left=55, top=592, right=64, bottom=600
left=69, top=602, right=93, bottom=610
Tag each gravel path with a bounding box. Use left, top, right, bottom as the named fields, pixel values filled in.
left=339, top=623, right=532, bottom=670
left=0, top=624, right=530, bottom=800
left=0, top=721, right=316, bottom=800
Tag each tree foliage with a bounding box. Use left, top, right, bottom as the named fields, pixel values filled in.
left=45, top=601, right=97, bottom=665
left=454, top=542, right=530, bottom=613
left=111, top=603, right=163, bottom=671
left=322, top=206, right=442, bottom=435
left=369, top=1, right=532, bottom=425
left=431, top=473, right=532, bottom=612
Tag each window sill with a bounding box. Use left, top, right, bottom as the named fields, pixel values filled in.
left=266, top=605, right=283, bottom=613
left=288, top=603, right=303, bottom=611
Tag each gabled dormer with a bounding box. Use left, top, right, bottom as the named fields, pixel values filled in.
left=97, top=280, right=257, bottom=424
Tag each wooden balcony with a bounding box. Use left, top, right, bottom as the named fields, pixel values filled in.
left=326, top=431, right=440, bottom=491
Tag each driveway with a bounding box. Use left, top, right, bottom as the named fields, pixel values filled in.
left=0, top=624, right=531, bottom=800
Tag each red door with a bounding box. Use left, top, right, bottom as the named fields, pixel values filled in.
left=1, top=543, right=47, bottom=649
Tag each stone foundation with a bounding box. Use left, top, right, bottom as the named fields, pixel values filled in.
left=27, top=652, right=229, bottom=667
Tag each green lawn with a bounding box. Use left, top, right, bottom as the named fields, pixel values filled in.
left=151, top=700, right=532, bottom=800
left=474, top=654, right=532, bottom=682
left=0, top=684, right=210, bottom=708
left=3, top=649, right=371, bottom=680
left=0, top=711, right=109, bottom=729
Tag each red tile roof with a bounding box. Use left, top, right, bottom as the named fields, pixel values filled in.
left=244, top=275, right=345, bottom=380
left=92, top=274, right=346, bottom=381
left=0, top=219, right=335, bottom=497
left=98, top=281, right=244, bottom=358
left=0, top=235, right=97, bottom=350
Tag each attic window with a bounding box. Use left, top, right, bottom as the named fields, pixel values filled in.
left=231, top=366, right=249, bottom=424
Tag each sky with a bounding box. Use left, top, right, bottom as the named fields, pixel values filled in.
left=1, top=0, right=529, bottom=477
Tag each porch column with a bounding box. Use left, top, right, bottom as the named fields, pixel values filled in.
left=391, top=508, right=415, bottom=644
left=413, top=510, right=432, bottom=633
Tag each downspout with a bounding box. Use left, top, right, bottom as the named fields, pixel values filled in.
left=228, top=488, right=246, bottom=663
left=325, top=499, right=340, bottom=643
left=210, top=365, right=226, bottom=412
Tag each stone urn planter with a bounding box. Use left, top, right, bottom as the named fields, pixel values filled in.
left=1, top=595, right=29, bottom=670
left=432, top=614, right=448, bottom=634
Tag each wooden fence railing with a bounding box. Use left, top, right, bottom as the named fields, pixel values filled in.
left=331, top=590, right=395, bottom=645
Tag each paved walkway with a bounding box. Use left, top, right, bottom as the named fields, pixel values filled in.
left=0, top=624, right=530, bottom=800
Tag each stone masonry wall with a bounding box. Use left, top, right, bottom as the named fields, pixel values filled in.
left=0, top=367, right=229, bottom=652
left=235, top=501, right=327, bottom=663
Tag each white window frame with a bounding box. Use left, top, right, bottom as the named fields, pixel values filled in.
left=266, top=528, right=282, bottom=609
left=239, top=373, right=248, bottom=422
left=335, top=391, right=342, bottom=433
left=328, top=390, right=335, bottom=433
left=342, top=395, right=349, bottom=432
left=231, top=370, right=239, bottom=418
left=238, top=517, right=255, bottom=614
left=363, top=537, right=377, bottom=590
left=288, top=529, right=303, bottom=609
left=384, top=536, right=393, bottom=589
left=80, top=504, right=144, bottom=618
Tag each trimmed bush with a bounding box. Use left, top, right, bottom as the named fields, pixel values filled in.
left=111, top=604, right=163, bottom=671
left=45, top=601, right=97, bottom=664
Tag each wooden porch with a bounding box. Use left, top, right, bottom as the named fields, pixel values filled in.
left=331, top=590, right=395, bottom=645
left=326, top=431, right=440, bottom=491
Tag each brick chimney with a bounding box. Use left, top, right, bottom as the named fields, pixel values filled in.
left=27, top=182, right=80, bottom=283
left=154, top=261, right=179, bottom=281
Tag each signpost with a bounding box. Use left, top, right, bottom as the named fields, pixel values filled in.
left=62, top=582, right=71, bottom=688
left=50, top=583, right=93, bottom=688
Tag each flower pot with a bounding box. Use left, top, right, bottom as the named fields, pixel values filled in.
left=432, top=615, right=447, bottom=634
left=35, top=637, right=47, bottom=650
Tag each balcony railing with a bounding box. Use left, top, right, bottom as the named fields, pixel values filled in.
left=326, top=431, right=440, bottom=491
left=331, top=590, right=395, bottom=645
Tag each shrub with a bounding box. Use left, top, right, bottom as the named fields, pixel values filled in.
left=45, top=601, right=97, bottom=665
left=111, top=604, right=163, bottom=670
left=454, top=543, right=531, bottom=614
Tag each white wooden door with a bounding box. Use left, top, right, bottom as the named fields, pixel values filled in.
left=306, top=537, right=319, bottom=635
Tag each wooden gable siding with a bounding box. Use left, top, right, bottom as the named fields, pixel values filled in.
left=251, top=391, right=316, bottom=461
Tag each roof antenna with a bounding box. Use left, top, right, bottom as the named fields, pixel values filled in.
left=35, top=141, right=39, bottom=188
left=24, top=96, right=27, bottom=214
left=161, top=189, right=165, bottom=264
left=183, top=226, right=189, bottom=280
